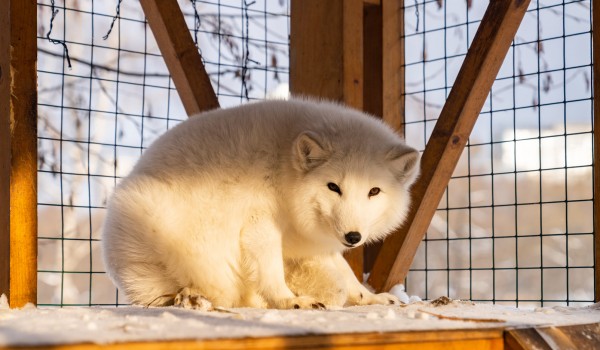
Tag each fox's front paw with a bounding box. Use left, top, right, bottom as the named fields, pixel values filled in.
left=174, top=287, right=213, bottom=311
left=359, top=292, right=400, bottom=306
left=275, top=296, right=326, bottom=310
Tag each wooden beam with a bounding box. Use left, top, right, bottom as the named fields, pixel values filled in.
left=505, top=323, right=600, bottom=350
left=140, top=0, right=219, bottom=116
left=290, top=0, right=365, bottom=279
left=290, top=0, right=363, bottom=104
left=363, top=3, right=382, bottom=120
left=362, top=1, right=383, bottom=274
left=0, top=328, right=505, bottom=349
left=381, top=0, right=404, bottom=134
left=0, top=0, right=38, bottom=308
left=363, top=0, right=381, bottom=6
left=364, top=0, right=405, bottom=274
left=593, top=0, right=600, bottom=303
left=368, top=0, right=531, bottom=292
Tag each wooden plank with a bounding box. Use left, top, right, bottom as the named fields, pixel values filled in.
left=504, top=328, right=550, bottom=350
left=342, top=0, right=364, bottom=111
left=0, top=0, right=38, bottom=308
left=341, top=0, right=365, bottom=279
left=363, top=0, right=381, bottom=6
left=290, top=0, right=365, bottom=279
left=363, top=0, right=405, bottom=273
left=290, top=0, right=342, bottom=99
left=368, top=0, right=531, bottom=292
left=139, top=0, right=219, bottom=116
left=381, top=0, right=404, bottom=134
left=290, top=0, right=363, bottom=102
left=2, top=328, right=505, bottom=350
left=362, top=2, right=383, bottom=274
left=505, top=323, right=600, bottom=350
left=593, top=0, right=600, bottom=303
left=363, top=3, right=382, bottom=119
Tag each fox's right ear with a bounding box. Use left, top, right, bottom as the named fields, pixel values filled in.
left=387, top=145, right=420, bottom=186
left=293, top=131, right=330, bottom=171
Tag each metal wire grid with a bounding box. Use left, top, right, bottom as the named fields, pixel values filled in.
left=36, top=0, right=593, bottom=309
left=403, top=0, right=594, bottom=308
left=36, top=0, right=289, bottom=306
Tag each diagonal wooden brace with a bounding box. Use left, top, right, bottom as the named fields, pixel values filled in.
left=140, top=0, right=220, bottom=116
left=368, top=0, right=531, bottom=292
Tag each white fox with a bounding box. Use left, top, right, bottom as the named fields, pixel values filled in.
left=102, top=98, right=419, bottom=310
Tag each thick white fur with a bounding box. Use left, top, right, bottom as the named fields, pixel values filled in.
left=102, top=98, right=420, bottom=309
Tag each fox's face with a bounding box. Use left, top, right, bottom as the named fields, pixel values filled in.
left=289, top=131, right=420, bottom=253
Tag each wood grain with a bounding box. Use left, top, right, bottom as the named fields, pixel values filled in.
left=363, top=2, right=383, bottom=119
left=0, top=0, right=38, bottom=308
left=290, top=0, right=344, bottom=100
left=9, top=323, right=600, bottom=349
left=505, top=323, right=600, bottom=350
left=593, top=0, right=600, bottom=303
left=3, top=328, right=505, bottom=350
left=363, top=0, right=381, bottom=5
left=368, top=0, right=531, bottom=292
left=290, top=0, right=364, bottom=278
left=140, top=0, right=219, bottom=116
left=362, top=0, right=405, bottom=273
left=362, top=2, right=383, bottom=274
left=341, top=0, right=365, bottom=279
left=381, top=0, right=404, bottom=134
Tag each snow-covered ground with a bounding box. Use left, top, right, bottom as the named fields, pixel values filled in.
left=1, top=293, right=599, bottom=347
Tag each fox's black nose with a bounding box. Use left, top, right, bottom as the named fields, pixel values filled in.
left=345, top=231, right=362, bottom=245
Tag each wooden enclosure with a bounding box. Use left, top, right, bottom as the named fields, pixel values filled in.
left=1, top=0, right=600, bottom=348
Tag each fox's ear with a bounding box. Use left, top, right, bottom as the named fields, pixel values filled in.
left=293, top=131, right=330, bottom=171
left=387, top=145, right=420, bottom=186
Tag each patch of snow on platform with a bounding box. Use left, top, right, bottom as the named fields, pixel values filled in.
left=1, top=294, right=599, bottom=347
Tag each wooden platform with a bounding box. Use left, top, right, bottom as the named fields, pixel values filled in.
left=4, top=324, right=600, bottom=350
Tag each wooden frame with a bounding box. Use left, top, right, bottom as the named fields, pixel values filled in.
left=3, top=323, right=600, bottom=349
left=368, top=0, right=531, bottom=292
left=362, top=0, right=405, bottom=273
left=1, top=1, right=598, bottom=349
left=505, top=323, right=600, bottom=350
left=0, top=328, right=506, bottom=349
left=1, top=0, right=590, bottom=314
left=0, top=0, right=38, bottom=308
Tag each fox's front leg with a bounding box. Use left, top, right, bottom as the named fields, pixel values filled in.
left=332, top=252, right=400, bottom=306
left=241, top=219, right=325, bottom=310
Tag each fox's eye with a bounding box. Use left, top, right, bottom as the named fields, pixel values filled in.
left=327, top=182, right=342, bottom=195
left=368, top=187, right=381, bottom=197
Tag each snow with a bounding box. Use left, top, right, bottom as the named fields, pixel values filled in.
left=389, top=284, right=422, bottom=304
left=1, top=295, right=600, bottom=347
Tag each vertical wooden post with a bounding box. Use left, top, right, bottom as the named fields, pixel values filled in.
left=0, top=0, right=38, bottom=308
left=368, top=0, right=530, bottom=292
left=381, top=0, right=404, bottom=135
left=363, top=3, right=383, bottom=119
left=362, top=3, right=383, bottom=274
left=140, top=0, right=220, bottom=116
left=592, top=0, right=600, bottom=302
left=290, top=0, right=365, bottom=279
left=363, top=0, right=405, bottom=274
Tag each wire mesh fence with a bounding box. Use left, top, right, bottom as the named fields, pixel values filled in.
left=403, top=0, right=594, bottom=308
left=36, top=0, right=290, bottom=306
left=35, top=0, right=594, bottom=308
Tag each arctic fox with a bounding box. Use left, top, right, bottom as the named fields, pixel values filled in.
left=102, top=98, right=420, bottom=310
